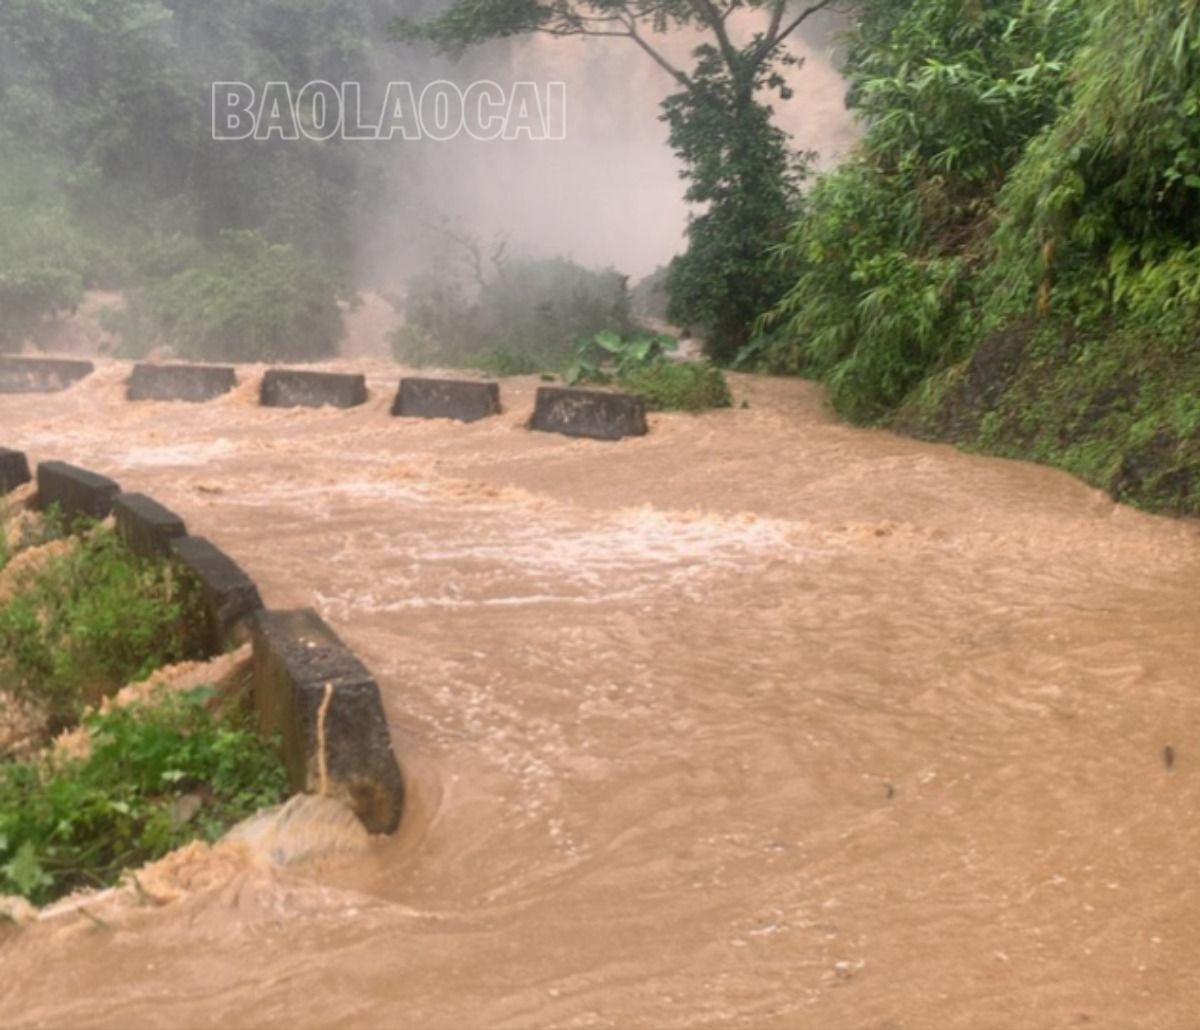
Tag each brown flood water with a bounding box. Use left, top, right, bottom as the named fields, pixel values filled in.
left=2, top=361, right=1199, bottom=1029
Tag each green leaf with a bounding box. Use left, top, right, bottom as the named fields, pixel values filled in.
left=3, top=842, right=51, bottom=897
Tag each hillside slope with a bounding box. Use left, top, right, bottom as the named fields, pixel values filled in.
left=762, top=0, right=1200, bottom=516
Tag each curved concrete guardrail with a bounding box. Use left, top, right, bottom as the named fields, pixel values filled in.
left=2, top=450, right=407, bottom=836
left=392, top=377, right=502, bottom=423
left=0, top=357, right=95, bottom=394
left=260, top=369, right=368, bottom=409
left=37, top=461, right=121, bottom=521
left=0, top=448, right=31, bottom=493
left=252, top=609, right=405, bottom=834
left=6, top=357, right=655, bottom=440
left=530, top=386, right=649, bottom=440
left=127, top=363, right=238, bottom=403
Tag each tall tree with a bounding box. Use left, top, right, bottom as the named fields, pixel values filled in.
left=394, top=0, right=838, bottom=361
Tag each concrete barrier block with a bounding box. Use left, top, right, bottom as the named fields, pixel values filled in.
left=251, top=609, right=405, bottom=834
left=530, top=386, right=648, bottom=441
left=113, top=493, right=188, bottom=559
left=127, top=363, right=237, bottom=403
left=391, top=377, right=501, bottom=423
left=0, top=357, right=95, bottom=394
left=170, top=536, right=264, bottom=650
left=260, top=369, right=367, bottom=410
left=36, top=461, right=120, bottom=522
left=0, top=449, right=31, bottom=494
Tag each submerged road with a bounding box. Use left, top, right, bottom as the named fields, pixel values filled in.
left=2, top=360, right=1199, bottom=1028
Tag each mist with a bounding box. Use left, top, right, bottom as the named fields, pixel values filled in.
left=0, top=0, right=858, bottom=364
left=354, top=7, right=859, bottom=286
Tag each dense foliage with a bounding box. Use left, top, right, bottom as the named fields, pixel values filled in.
left=0, top=198, right=88, bottom=353
left=566, top=330, right=733, bottom=411
left=117, top=231, right=346, bottom=362
left=0, top=526, right=206, bottom=731
left=0, top=0, right=416, bottom=355
left=0, top=689, right=288, bottom=905
left=760, top=0, right=1085, bottom=420
left=662, top=40, right=805, bottom=362
left=393, top=252, right=634, bottom=373
left=756, top=0, right=1200, bottom=513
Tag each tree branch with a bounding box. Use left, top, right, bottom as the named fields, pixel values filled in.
left=690, top=0, right=741, bottom=77
left=538, top=26, right=636, bottom=38
left=771, top=0, right=840, bottom=53
left=764, top=0, right=786, bottom=45
left=618, top=12, right=693, bottom=85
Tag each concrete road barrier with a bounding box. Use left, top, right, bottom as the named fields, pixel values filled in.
left=530, top=386, right=648, bottom=441
left=251, top=608, right=405, bottom=835
left=36, top=461, right=120, bottom=521
left=113, top=493, right=188, bottom=558
left=391, top=377, right=501, bottom=423
left=260, top=369, right=367, bottom=410
left=170, top=536, right=264, bottom=650
left=0, top=357, right=95, bottom=394
left=127, top=363, right=237, bottom=403
left=0, top=448, right=31, bottom=494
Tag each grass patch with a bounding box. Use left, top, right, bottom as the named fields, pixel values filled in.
left=0, top=689, right=288, bottom=905
left=620, top=361, right=734, bottom=413
left=0, top=526, right=206, bottom=732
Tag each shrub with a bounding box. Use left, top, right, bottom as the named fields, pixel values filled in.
left=565, top=330, right=733, bottom=412
left=565, top=330, right=678, bottom=386
left=124, top=230, right=345, bottom=362
left=0, top=689, right=288, bottom=905
left=760, top=0, right=1086, bottom=422
left=0, top=528, right=207, bottom=730
left=393, top=255, right=634, bottom=373
left=620, top=361, right=734, bottom=413
left=0, top=205, right=87, bottom=353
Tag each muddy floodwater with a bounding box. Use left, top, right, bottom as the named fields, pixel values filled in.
left=2, top=362, right=1199, bottom=1029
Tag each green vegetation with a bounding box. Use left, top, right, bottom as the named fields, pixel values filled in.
left=116, top=231, right=346, bottom=362
left=0, top=201, right=88, bottom=353
left=566, top=330, right=733, bottom=412
left=392, top=252, right=634, bottom=373
left=751, top=0, right=1200, bottom=515
left=0, top=509, right=12, bottom=574
left=0, top=515, right=287, bottom=907
left=565, top=331, right=678, bottom=386
left=394, top=0, right=831, bottom=361
left=0, top=526, right=206, bottom=732
left=0, top=505, right=67, bottom=579
left=0, top=689, right=288, bottom=905
left=898, top=317, right=1200, bottom=514
left=659, top=39, right=804, bottom=364
left=759, top=0, right=1084, bottom=419
left=621, top=361, right=734, bottom=413
left=0, top=0, right=396, bottom=357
